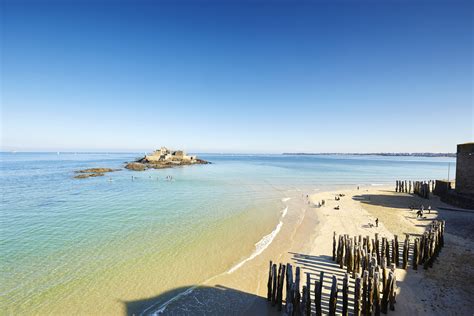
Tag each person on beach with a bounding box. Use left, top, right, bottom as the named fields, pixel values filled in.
left=375, top=218, right=379, bottom=227
left=428, top=205, right=431, bottom=214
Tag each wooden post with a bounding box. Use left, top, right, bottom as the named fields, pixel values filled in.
left=305, top=273, right=311, bottom=316
left=267, top=260, right=272, bottom=301
left=342, top=273, right=349, bottom=316
left=271, top=263, right=277, bottom=305
left=413, top=238, right=419, bottom=270
left=375, top=233, right=380, bottom=264
left=354, top=274, right=362, bottom=316
left=294, top=283, right=301, bottom=316
left=362, top=270, right=368, bottom=315
left=295, top=266, right=300, bottom=293
left=286, top=264, right=293, bottom=313
left=301, top=286, right=307, bottom=316
left=329, top=275, right=338, bottom=316
left=314, top=271, right=323, bottom=316
left=382, top=257, right=387, bottom=290
left=338, top=235, right=345, bottom=269
left=386, top=239, right=391, bottom=267
left=277, top=264, right=286, bottom=311
left=381, top=270, right=393, bottom=314
left=402, top=237, right=409, bottom=269
left=381, top=237, right=385, bottom=261
left=333, top=231, right=337, bottom=261
left=367, top=273, right=373, bottom=316
left=374, top=271, right=381, bottom=316
left=424, top=236, right=431, bottom=269
left=389, top=271, right=397, bottom=311
left=348, top=241, right=353, bottom=274
left=287, top=283, right=294, bottom=316
left=394, top=235, right=399, bottom=267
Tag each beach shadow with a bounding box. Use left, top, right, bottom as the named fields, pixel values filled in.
left=123, top=284, right=276, bottom=316
left=353, top=193, right=432, bottom=210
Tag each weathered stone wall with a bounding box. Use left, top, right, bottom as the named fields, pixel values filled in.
left=433, top=180, right=453, bottom=196
left=455, top=143, right=474, bottom=196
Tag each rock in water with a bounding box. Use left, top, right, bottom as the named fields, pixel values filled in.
left=74, top=173, right=105, bottom=179
left=124, top=162, right=147, bottom=171
left=75, top=168, right=120, bottom=174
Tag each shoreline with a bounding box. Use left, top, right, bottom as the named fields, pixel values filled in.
left=149, top=184, right=474, bottom=315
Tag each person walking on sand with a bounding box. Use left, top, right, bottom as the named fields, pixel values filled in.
left=428, top=205, right=431, bottom=214
left=375, top=218, right=379, bottom=227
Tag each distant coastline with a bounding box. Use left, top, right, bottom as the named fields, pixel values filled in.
left=282, top=152, right=456, bottom=157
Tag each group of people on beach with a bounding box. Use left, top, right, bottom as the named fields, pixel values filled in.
left=414, top=204, right=431, bottom=218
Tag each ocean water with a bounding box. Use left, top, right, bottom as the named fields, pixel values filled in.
left=0, top=152, right=455, bottom=314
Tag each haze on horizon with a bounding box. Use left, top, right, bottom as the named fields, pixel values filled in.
left=1, top=0, right=473, bottom=154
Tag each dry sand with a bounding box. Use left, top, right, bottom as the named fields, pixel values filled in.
left=156, top=185, right=474, bottom=315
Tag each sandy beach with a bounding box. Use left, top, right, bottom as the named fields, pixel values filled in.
left=156, top=185, right=474, bottom=315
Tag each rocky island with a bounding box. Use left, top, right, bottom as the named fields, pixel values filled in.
left=125, top=147, right=209, bottom=171
left=74, top=168, right=120, bottom=179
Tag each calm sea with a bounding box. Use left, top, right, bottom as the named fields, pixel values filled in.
left=0, top=152, right=455, bottom=314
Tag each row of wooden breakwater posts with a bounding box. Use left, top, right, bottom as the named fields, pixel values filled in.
left=395, top=180, right=435, bottom=199
left=266, top=220, right=445, bottom=315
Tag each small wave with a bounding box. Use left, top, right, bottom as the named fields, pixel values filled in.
left=281, top=197, right=291, bottom=202
left=371, top=183, right=384, bottom=186
left=227, top=206, right=288, bottom=274
left=148, top=286, right=198, bottom=315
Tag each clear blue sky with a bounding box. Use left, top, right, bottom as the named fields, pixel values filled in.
left=1, top=0, right=472, bottom=153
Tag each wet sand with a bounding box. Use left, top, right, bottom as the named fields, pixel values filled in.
left=147, top=185, right=474, bottom=315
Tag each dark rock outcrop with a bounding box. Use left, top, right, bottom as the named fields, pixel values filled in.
left=74, top=167, right=120, bottom=179
left=74, top=173, right=105, bottom=179
left=75, top=168, right=120, bottom=174
left=124, top=162, right=147, bottom=171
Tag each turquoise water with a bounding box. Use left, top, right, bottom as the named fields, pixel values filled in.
left=0, top=152, right=455, bottom=314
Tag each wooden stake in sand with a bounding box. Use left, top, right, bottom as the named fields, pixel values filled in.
left=354, top=274, right=362, bottom=316
left=342, top=273, right=349, bottom=316
left=305, top=273, right=311, bottom=316
left=277, top=264, right=285, bottom=311
left=333, top=231, right=337, bottom=261
left=362, top=270, right=368, bottom=315
left=301, top=286, right=307, bottom=316
left=374, top=271, right=381, bottom=316
left=294, top=283, right=301, bottom=316
left=394, top=235, right=399, bottom=267
left=413, top=238, right=419, bottom=270
left=271, top=263, right=277, bottom=305
left=381, top=270, right=393, bottom=314
left=329, top=275, right=339, bottom=316
left=314, top=271, right=324, bottom=316
left=286, top=263, right=293, bottom=313
left=389, top=270, right=397, bottom=311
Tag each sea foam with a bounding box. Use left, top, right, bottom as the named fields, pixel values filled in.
left=227, top=206, right=288, bottom=274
